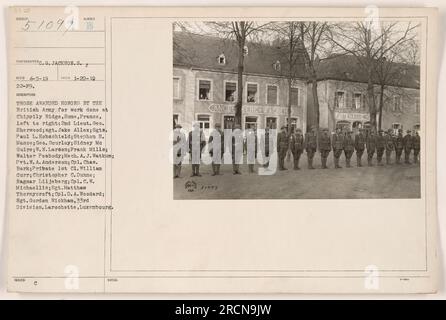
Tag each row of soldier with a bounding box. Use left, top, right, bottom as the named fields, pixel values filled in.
left=172, top=122, right=420, bottom=178
left=283, top=125, right=421, bottom=171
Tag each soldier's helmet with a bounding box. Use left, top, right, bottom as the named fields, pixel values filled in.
left=175, top=124, right=182, bottom=129
left=214, top=123, right=221, bottom=128
left=378, top=129, right=383, bottom=133
left=348, top=130, right=353, bottom=134
left=387, top=129, right=393, bottom=133
left=398, top=128, right=403, bottom=133
left=281, top=125, right=287, bottom=130
left=296, top=128, right=302, bottom=132
left=406, top=130, right=411, bottom=133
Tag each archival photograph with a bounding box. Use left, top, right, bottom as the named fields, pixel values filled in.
left=172, top=20, right=421, bottom=200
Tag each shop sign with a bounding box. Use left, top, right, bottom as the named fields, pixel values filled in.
left=208, top=104, right=296, bottom=116
left=335, top=112, right=370, bottom=121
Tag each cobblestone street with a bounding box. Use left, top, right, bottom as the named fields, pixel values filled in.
left=174, top=152, right=421, bottom=199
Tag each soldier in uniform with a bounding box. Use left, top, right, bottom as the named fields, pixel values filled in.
left=375, top=129, right=386, bottom=166
left=260, top=126, right=271, bottom=168
left=304, top=125, right=318, bottom=169
left=289, top=128, right=304, bottom=170
left=277, top=125, right=289, bottom=170
left=318, top=128, right=331, bottom=169
left=343, top=130, right=355, bottom=168
left=246, top=127, right=258, bottom=173
left=403, top=130, right=413, bottom=164
left=231, top=124, right=243, bottom=174
left=188, top=122, right=206, bottom=177
left=394, top=128, right=404, bottom=164
left=366, top=130, right=377, bottom=166
left=384, top=129, right=395, bottom=165
left=332, top=127, right=344, bottom=169
left=208, top=123, right=224, bottom=176
left=173, top=124, right=186, bottom=178
left=412, top=130, right=420, bottom=164
left=354, top=128, right=366, bottom=167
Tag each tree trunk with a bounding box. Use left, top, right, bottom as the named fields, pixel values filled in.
left=287, top=77, right=292, bottom=136
left=235, top=36, right=245, bottom=126
left=378, top=84, right=385, bottom=130
left=367, top=71, right=376, bottom=131
left=311, top=77, right=319, bottom=133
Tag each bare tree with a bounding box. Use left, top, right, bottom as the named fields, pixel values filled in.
left=298, top=22, right=331, bottom=133
left=205, top=22, right=270, bottom=126
left=328, top=21, right=418, bottom=130
left=269, top=22, right=304, bottom=135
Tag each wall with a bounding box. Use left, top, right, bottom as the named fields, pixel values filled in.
left=173, top=66, right=307, bottom=133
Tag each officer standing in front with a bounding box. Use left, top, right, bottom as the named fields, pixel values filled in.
left=318, top=128, right=331, bottom=169
left=375, top=129, right=386, bottom=166
left=412, top=130, right=420, bottom=164
left=343, top=130, right=355, bottom=168
left=173, top=124, right=186, bottom=178
left=188, top=122, right=206, bottom=177
left=332, top=127, right=344, bottom=169
left=366, top=129, right=377, bottom=166
left=208, top=123, right=225, bottom=176
left=304, top=125, right=318, bottom=169
left=231, top=124, right=243, bottom=174
left=354, top=128, right=366, bottom=167
left=289, top=128, right=304, bottom=170
left=394, top=128, right=404, bottom=164
left=384, top=129, right=395, bottom=165
left=277, top=125, right=289, bottom=171
left=246, top=127, right=258, bottom=173
left=403, top=130, right=413, bottom=164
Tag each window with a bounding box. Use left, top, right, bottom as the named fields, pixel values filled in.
left=266, top=85, right=278, bottom=105
left=393, top=96, right=402, bottom=112
left=218, top=54, right=226, bottom=65
left=291, top=87, right=299, bottom=106
left=273, top=60, right=281, bottom=71
left=247, top=83, right=258, bottom=103
left=354, top=93, right=362, bottom=109
left=173, top=114, right=179, bottom=129
left=392, top=123, right=402, bottom=134
left=286, top=117, right=298, bottom=132
left=197, top=114, right=210, bottom=130
left=245, top=116, right=258, bottom=130
left=265, top=117, right=277, bottom=129
left=335, top=91, right=345, bottom=108
left=352, top=121, right=362, bottom=130
left=225, top=82, right=237, bottom=102
left=336, top=121, right=351, bottom=132
left=198, top=80, right=212, bottom=100
left=415, top=97, right=420, bottom=113
left=223, top=115, right=235, bottom=129
left=173, top=77, right=180, bottom=99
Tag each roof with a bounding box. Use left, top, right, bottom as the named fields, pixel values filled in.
left=173, top=31, right=307, bottom=78
left=173, top=32, right=420, bottom=89
left=316, top=55, right=420, bottom=89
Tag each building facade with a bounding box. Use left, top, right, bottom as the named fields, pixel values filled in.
left=307, top=55, right=420, bottom=134
left=173, top=67, right=307, bottom=134
left=173, top=33, right=420, bottom=135
left=173, top=32, right=307, bottom=135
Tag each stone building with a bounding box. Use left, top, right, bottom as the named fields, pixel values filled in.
left=173, top=32, right=420, bottom=136
left=173, top=32, right=308, bottom=135
left=307, top=55, right=420, bottom=134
